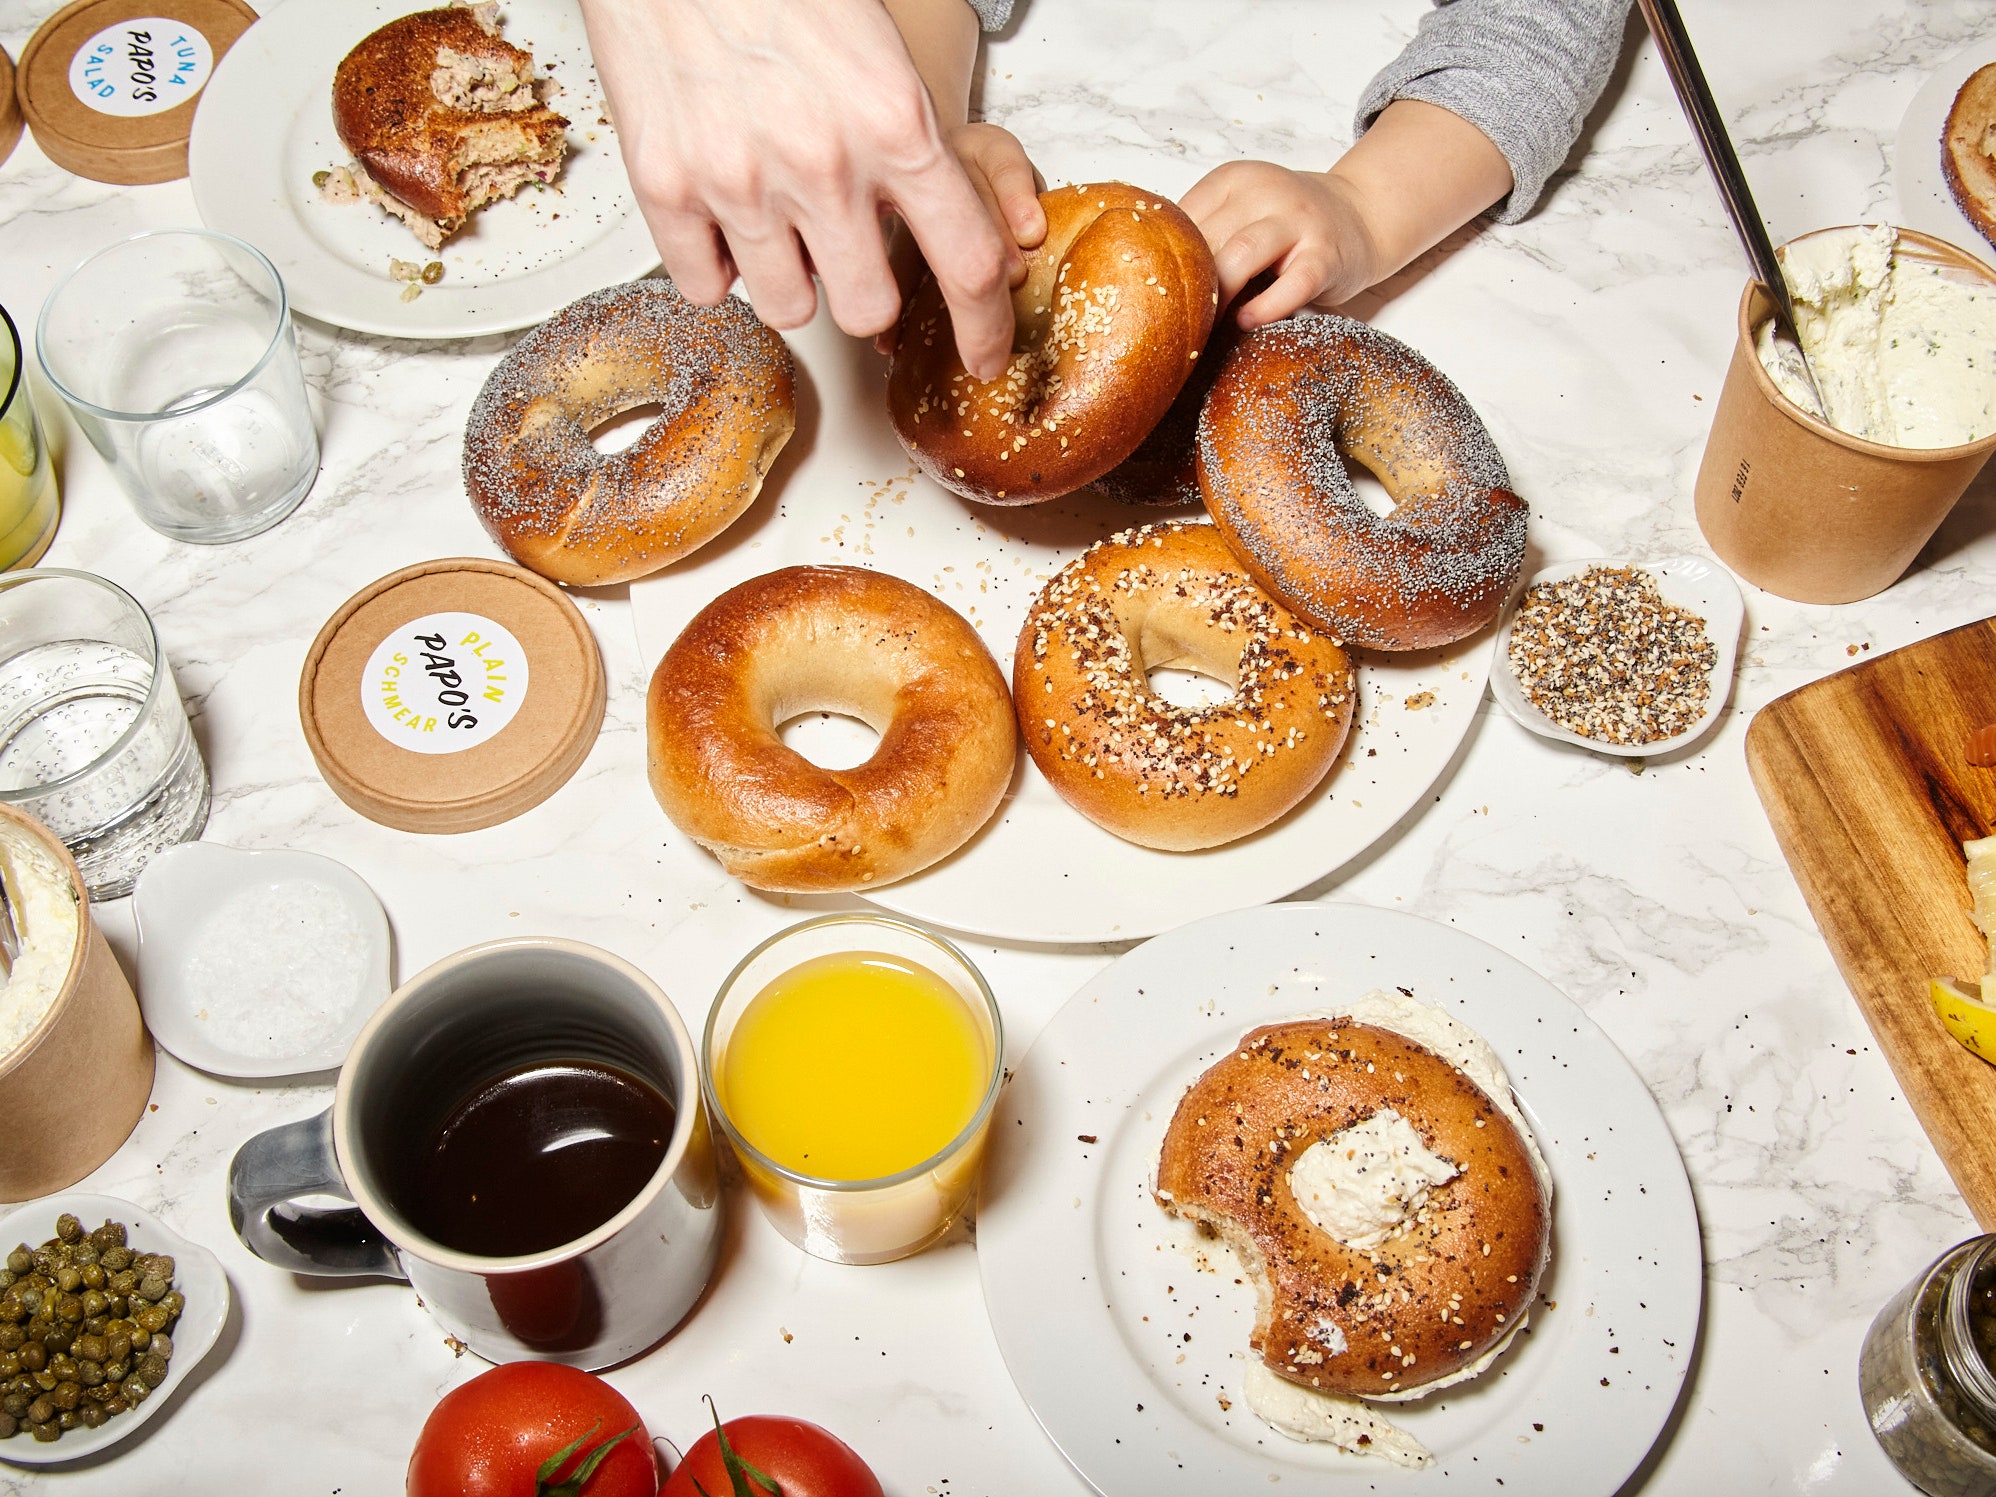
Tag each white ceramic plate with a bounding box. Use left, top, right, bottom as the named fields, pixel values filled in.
left=976, top=901, right=1701, bottom=1495
left=1490, top=555, right=1742, bottom=757
left=0, top=1194, right=230, bottom=1466
left=187, top=0, right=658, bottom=338
left=630, top=303, right=1495, bottom=944
left=1896, top=37, right=1996, bottom=264
left=132, top=843, right=392, bottom=1078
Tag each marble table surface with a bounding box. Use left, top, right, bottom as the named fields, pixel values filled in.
left=4, top=0, right=1995, bottom=1490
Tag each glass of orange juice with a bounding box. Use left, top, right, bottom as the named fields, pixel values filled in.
left=703, top=913, right=1005, bottom=1265
left=0, top=306, right=59, bottom=572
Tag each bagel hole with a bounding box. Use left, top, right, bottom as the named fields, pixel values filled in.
left=1145, top=666, right=1235, bottom=710
left=588, top=401, right=666, bottom=453
left=778, top=711, right=882, bottom=771
left=1351, top=466, right=1397, bottom=518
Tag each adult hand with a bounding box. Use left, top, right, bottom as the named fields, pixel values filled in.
left=877, top=122, right=1046, bottom=355
left=580, top=0, right=1018, bottom=377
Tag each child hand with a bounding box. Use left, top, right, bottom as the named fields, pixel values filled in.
left=1180, top=160, right=1381, bottom=330
left=877, top=123, right=1046, bottom=354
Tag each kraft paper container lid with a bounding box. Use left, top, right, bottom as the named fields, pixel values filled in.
left=300, top=558, right=606, bottom=834
left=1, top=46, right=22, bottom=169
left=17, top=0, right=255, bottom=184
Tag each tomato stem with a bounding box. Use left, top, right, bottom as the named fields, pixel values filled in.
left=535, top=1416, right=643, bottom=1497
left=687, top=1397, right=784, bottom=1497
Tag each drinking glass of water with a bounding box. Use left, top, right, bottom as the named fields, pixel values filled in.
left=0, top=570, right=209, bottom=899
left=37, top=229, right=319, bottom=544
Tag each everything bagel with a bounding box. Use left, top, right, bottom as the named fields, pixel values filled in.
left=1015, top=521, right=1354, bottom=850
left=1156, top=1014, right=1550, bottom=1398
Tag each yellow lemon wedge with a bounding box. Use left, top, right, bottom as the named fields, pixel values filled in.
left=1932, top=977, right=1996, bottom=1063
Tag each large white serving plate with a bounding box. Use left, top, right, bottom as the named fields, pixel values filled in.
left=188, top=0, right=657, bottom=338
left=977, top=901, right=1701, bottom=1494
left=1896, top=37, right=1996, bottom=263
left=630, top=305, right=1494, bottom=943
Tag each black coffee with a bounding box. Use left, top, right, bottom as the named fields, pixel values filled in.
left=397, top=1058, right=675, bottom=1258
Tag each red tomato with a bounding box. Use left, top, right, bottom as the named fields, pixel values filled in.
left=407, top=1362, right=659, bottom=1497
left=660, top=1414, right=882, bottom=1497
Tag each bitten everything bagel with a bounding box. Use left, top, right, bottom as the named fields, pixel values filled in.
left=463, top=280, right=795, bottom=587
left=1156, top=1009, right=1551, bottom=1398
left=1197, top=316, right=1527, bottom=651
left=647, top=566, right=1016, bottom=892
left=888, top=183, right=1218, bottom=505
left=1015, top=522, right=1354, bottom=850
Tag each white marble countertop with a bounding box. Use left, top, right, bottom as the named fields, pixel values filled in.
left=3, top=0, right=1995, bottom=1491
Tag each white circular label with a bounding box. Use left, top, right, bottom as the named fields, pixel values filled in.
left=361, top=613, right=530, bottom=756
left=68, top=18, right=214, bottom=117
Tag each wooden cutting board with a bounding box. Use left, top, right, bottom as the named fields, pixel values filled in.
left=1747, top=616, right=1996, bottom=1225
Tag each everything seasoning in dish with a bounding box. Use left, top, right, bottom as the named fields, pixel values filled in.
left=1507, top=566, right=1716, bottom=745
left=0, top=1215, right=183, bottom=1444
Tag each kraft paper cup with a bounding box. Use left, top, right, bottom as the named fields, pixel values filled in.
left=0, top=803, right=154, bottom=1203
left=1694, top=225, right=1996, bottom=605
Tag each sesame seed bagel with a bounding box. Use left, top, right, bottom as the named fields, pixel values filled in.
left=463, top=279, right=795, bottom=586
left=888, top=183, right=1217, bottom=505
left=1156, top=1017, right=1550, bottom=1398
left=647, top=566, right=1015, bottom=891
left=1197, top=316, right=1527, bottom=651
left=1014, top=521, right=1354, bottom=851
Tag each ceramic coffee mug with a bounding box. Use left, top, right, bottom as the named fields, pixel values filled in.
left=227, top=938, right=720, bottom=1369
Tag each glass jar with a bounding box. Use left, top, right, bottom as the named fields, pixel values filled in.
left=1861, top=1235, right=1996, bottom=1496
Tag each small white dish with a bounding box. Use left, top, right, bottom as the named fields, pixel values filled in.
left=1491, top=555, right=1743, bottom=757
left=0, top=1193, right=230, bottom=1466
left=133, top=844, right=392, bottom=1079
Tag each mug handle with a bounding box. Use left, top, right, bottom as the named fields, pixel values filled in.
left=226, top=1108, right=404, bottom=1279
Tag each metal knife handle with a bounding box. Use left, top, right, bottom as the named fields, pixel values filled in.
left=1635, top=0, right=1825, bottom=412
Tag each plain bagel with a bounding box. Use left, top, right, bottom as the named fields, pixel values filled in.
left=888, top=182, right=1218, bottom=505
left=647, top=566, right=1016, bottom=891
left=464, top=279, right=795, bottom=587
left=1015, top=521, right=1354, bottom=851
left=1197, top=315, right=1527, bottom=651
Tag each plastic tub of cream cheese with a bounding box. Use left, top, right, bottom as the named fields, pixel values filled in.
left=1693, top=224, right=1996, bottom=605
left=0, top=801, right=153, bottom=1202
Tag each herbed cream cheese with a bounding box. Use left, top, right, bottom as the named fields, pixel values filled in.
left=1756, top=224, right=1996, bottom=448
left=1242, top=1360, right=1434, bottom=1469
left=1288, top=1108, right=1459, bottom=1252
left=0, top=825, right=81, bottom=1061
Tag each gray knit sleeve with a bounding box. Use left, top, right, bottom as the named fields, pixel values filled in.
left=965, top=0, right=1013, bottom=31
left=1355, top=0, right=1632, bottom=222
